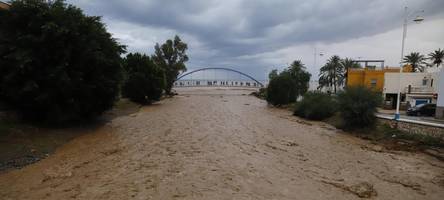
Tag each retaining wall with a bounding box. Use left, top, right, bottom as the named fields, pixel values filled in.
left=378, top=117, right=444, bottom=141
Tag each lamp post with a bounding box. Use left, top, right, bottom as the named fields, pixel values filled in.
left=394, top=7, right=424, bottom=120
left=314, top=47, right=324, bottom=91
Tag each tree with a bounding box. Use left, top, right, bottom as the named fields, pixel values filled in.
left=266, top=60, right=311, bottom=105
left=341, top=58, right=361, bottom=71
left=341, top=58, right=360, bottom=85
left=0, top=0, right=125, bottom=122
left=152, top=35, right=189, bottom=94
left=429, top=48, right=444, bottom=68
left=266, top=73, right=295, bottom=106
left=318, top=55, right=344, bottom=93
left=268, top=69, right=278, bottom=80
left=286, top=60, right=311, bottom=99
left=122, top=53, right=165, bottom=104
left=403, top=52, right=427, bottom=72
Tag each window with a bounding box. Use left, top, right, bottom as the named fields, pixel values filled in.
left=422, top=79, right=428, bottom=86
left=370, top=79, right=377, bottom=88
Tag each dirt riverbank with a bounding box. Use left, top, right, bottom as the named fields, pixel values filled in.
left=0, top=87, right=443, bottom=199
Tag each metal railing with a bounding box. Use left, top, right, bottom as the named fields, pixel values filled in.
left=405, top=86, right=434, bottom=94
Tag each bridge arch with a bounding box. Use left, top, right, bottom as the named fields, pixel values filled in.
left=176, top=67, right=264, bottom=87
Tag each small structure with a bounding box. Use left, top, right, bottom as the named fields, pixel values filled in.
left=436, top=68, right=444, bottom=119
left=353, top=60, right=385, bottom=69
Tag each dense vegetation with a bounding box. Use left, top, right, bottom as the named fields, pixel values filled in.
left=403, top=52, right=427, bottom=72
left=0, top=0, right=125, bottom=122
left=337, top=86, right=382, bottom=128
left=122, top=53, right=165, bottom=104
left=318, top=55, right=361, bottom=93
left=266, top=60, right=311, bottom=106
left=428, top=49, right=443, bottom=68
left=152, top=36, right=189, bottom=95
left=0, top=0, right=189, bottom=123
left=294, top=92, right=336, bottom=120
left=266, top=74, right=296, bottom=105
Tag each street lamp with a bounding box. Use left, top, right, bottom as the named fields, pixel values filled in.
left=394, top=7, right=424, bottom=120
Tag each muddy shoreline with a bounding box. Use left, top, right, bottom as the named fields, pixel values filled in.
left=0, top=99, right=140, bottom=172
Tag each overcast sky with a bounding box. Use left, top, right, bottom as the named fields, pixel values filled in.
left=68, top=0, right=444, bottom=80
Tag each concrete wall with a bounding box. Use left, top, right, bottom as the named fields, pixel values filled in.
left=378, top=118, right=444, bottom=142
left=436, top=68, right=444, bottom=118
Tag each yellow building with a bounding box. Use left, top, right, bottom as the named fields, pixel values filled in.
left=347, top=66, right=411, bottom=92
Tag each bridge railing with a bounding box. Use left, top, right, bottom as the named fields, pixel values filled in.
left=175, top=67, right=265, bottom=87
left=174, top=80, right=264, bottom=88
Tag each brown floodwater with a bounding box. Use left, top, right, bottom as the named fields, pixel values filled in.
left=0, top=87, right=443, bottom=199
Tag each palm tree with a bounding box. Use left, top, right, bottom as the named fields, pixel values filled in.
left=429, top=48, right=444, bottom=68
left=285, top=60, right=311, bottom=100
left=403, top=52, right=427, bottom=72
left=341, top=58, right=361, bottom=85
left=318, top=55, right=344, bottom=93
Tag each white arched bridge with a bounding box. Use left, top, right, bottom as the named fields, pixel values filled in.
left=174, top=67, right=265, bottom=88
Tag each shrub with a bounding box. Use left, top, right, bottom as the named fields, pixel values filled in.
left=294, top=92, right=337, bottom=120
left=337, top=86, right=382, bottom=128
left=122, top=53, right=165, bottom=104
left=0, top=0, right=125, bottom=122
left=266, top=74, right=296, bottom=106
left=251, top=88, right=267, bottom=99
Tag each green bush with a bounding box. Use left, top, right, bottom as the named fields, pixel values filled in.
left=337, top=86, right=382, bottom=128
left=266, top=74, right=296, bottom=106
left=266, top=60, right=311, bottom=106
left=251, top=88, right=267, bottom=99
left=294, top=92, right=337, bottom=120
left=0, top=0, right=125, bottom=122
left=122, top=53, right=165, bottom=104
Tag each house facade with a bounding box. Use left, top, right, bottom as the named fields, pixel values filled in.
left=436, top=68, right=444, bottom=118
left=347, top=67, right=406, bottom=93
left=383, top=71, right=440, bottom=109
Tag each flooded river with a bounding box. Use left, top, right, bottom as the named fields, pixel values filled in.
left=0, top=88, right=443, bottom=199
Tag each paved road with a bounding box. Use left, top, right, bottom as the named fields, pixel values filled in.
left=1, top=88, right=443, bottom=199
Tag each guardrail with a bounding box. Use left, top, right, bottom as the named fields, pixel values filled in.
left=376, top=114, right=444, bottom=128
left=405, top=86, right=435, bottom=94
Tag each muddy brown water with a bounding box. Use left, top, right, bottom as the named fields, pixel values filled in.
left=0, top=87, right=443, bottom=199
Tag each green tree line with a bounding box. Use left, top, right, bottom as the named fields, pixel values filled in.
left=0, top=0, right=188, bottom=123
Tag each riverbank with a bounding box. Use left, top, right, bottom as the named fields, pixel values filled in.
left=1, top=88, right=443, bottom=199
left=0, top=99, right=141, bottom=172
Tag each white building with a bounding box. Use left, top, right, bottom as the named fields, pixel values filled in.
left=383, top=71, right=439, bottom=108
left=436, top=68, right=444, bottom=118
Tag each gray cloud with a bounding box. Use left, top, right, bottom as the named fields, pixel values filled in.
left=68, top=0, right=444, bottom=79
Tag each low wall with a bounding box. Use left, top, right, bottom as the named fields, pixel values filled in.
left=378, top=117, right=444, bottom=141
left=436, top=107, right=444, bottom=119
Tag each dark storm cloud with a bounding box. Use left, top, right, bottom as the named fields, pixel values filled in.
left=69, top=0, right=444, bottom=79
